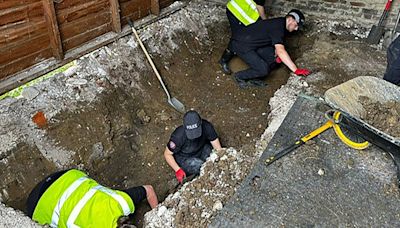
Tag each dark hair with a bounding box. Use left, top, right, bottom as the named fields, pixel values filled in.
left=287, top=9, right=305, bottom=27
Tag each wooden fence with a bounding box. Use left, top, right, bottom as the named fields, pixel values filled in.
left=0, top=0, right=175, bottom=93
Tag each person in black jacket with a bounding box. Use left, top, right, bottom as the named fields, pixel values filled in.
left=219, top=0, right=267, bottom=74
left=223, top=9, right=311, bottom=88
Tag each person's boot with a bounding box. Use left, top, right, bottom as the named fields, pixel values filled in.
left=234, top=74, right=248, bottom=89
left=247, top=79, right=268, bottom=87
left=219, top=49, right=234, bottom=74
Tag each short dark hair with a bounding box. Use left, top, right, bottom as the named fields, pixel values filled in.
left=287, top=9, right=305, bottom=27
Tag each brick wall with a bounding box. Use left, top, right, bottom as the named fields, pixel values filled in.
left=210, top=0, right=400, bottom=29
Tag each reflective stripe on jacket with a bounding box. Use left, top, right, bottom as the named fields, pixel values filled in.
left=32, top=169, right=134, bottom=228
left=227, top=0, right=260, bottom=26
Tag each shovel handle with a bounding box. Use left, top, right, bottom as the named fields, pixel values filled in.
left=127, top=18, right=172, bottom=100
left=265, top=142, right=303, bottom=166
left=378, top=0, right=393, bottom=26
left=265, top=119, right=334, bottom=166
left=385, top=0, right=393, bottom=11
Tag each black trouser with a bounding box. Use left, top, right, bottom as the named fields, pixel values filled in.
left=227, top=9, right=246, bottom=52
left=226, top=9, right=276, bottom=80
left=234, top=46, right=277, bottom=80
left=384, top=36, right=400, bottom=85
left=26, top=170, right=145, bottom=218
left=173, top=143, right=212, bottom=175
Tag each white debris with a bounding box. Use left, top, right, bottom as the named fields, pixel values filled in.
left=157, top=206, right=167, bottom=217
left=63, top=65, right=78, bottom=77
left=209, top=153, right=218, bottom=162
left=212, top=201, right=223, bottom=211
left=66, top=78, right=88, bottom=87
left=21, top=87, right=40, bottom=100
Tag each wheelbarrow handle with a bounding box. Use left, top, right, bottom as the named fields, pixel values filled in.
left=265, top=141, right=304, bottom=166
left=265, top=118, right=334, bottom=166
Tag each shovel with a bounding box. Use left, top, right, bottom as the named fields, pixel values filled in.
left=128, top=19, right=185, bottom=113
left=367, top=0, right=393, bottom=44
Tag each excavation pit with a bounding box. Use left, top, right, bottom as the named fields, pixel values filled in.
left=0, top=1, right=391, bottom=227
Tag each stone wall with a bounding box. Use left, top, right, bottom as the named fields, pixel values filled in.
left=209, top=0, right=400, bottom=30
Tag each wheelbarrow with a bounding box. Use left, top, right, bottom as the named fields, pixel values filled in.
left=325, top=76, right=400, bottom=185
left=265, top=76, right=400, bottom=186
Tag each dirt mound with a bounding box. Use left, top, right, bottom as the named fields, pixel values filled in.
left=359, top=96, right=400, bottom=138
left=144, top=147, right=257, bottom=227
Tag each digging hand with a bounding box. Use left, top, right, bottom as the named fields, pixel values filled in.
left=294, top=68, right=311, bottom=76
left=175, top=168, right=186, bottom=184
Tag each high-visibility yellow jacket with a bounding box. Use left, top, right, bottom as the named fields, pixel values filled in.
left=32, top=169, right=134, bottom=228
left=227, top=0, right=260, bottom=26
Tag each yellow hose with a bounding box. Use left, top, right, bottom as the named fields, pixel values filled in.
left=332, top=111, right=370, bottom=150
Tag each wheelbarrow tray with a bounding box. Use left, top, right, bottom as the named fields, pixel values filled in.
left=324, top=76, right=400, bottom=147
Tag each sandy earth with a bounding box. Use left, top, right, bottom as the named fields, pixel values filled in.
left=0, top=0, right=394, bottom=227
left=358, top=96, right=400, bottom=138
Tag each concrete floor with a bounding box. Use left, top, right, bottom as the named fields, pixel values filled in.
left=211, top=96, right=400, bottom=227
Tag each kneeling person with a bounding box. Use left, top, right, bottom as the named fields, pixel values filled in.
left=164, top=110, right=222, bottom=183
left=27, top=169, right=158, bottom=227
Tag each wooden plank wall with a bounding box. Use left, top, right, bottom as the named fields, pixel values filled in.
left=56, top=0, right=113, bottom=51
left=0, top=0, right=175, bottom=83
left=160, top=0, right=174, bottom=9
left=0, top=0, right=52, bottom=79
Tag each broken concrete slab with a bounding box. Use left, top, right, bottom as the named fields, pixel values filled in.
left=211, top=97, right=400, bottom=227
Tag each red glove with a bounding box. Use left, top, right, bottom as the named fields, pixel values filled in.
left=294, top=68, right=311, bottom=76
left=175, top=168, right=186, bottom=184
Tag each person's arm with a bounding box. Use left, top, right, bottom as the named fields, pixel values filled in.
left=210, top=138, right=222, bottom=150
left=164, top=147, right=186, bottom=183
left=275, top=44, right=297, bottom=72
left=256, top=5, right=267, bottom=20
left=275, top=44, right=311, bottom=76
left=143, top=185, right=158, bottom=209
left=164, top=147, right=180, bottom=172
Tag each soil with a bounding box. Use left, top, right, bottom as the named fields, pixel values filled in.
left=0, top=1, right=391, bottom=227
left=0, top=2, right=293, bottom=227
left=359, top=96, right=400, bottom=138
left=143, top=5, right=389, bottom=228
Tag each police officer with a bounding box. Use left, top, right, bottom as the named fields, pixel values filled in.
left=219, top=0, right=267, bottom=74
left=26, top=169, right=158, bottom=227
left=164, top=110, right=222, bottom=183
left=384, top=35, right=400, bottom=85
left=227, top=9, right=311, bottom=88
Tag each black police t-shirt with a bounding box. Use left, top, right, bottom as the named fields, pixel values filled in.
left=167, top=119, right=218, bottom=157
left=231, top=17, right=286, bottom=53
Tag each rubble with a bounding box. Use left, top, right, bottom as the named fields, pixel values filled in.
left=0, top=0, right=393, bottom=227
